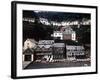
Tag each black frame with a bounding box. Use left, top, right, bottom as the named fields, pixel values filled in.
left=11, top=1, right=98, bottom=79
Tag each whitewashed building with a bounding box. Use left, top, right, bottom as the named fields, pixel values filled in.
left=51, top=31, right=63, bottom=40
left=23, top=39, right=37, bottom=50
left=61, top=26, right=76, bottom=41
left=51, top=26, right=76, bottom=41
left=39, top=18, right=50, bottom=25
left=66, top=45, right=85, bottom=60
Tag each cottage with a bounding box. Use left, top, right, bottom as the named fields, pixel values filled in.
left=51, top=26, right=76, bottom=41
left=23, top=39, right=37, bottom=50
left=23, top=48, right=34, bottom=62
left=61, top=26, right=76, bottom=41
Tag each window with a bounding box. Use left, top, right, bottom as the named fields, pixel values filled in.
left=72, top=53, right=74, bottom=57
left=25, top=55, right=31, bottom=61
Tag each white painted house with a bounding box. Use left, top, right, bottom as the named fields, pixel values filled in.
left=61, top=26, right=76, bottom=41
left=66, top=45, right=85, bottom=60
left=39, top=18, right=50, bottom=25
left=23, top=39, right=37, bottom=50
left=51, top=31, right=63, bottom=40
left=51, top=26, right=76, bottom=41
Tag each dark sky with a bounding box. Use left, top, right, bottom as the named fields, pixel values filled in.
left=23, top=10, right=90, bottom=22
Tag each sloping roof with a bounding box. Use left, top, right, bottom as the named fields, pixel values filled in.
left=38, top=40, right=54, bottom=45
left=23, top=48, right=34, bottom=55
left=53, top=43, right=65, bottom=47
left=26, top=38, right=38, bottom=44
left=38, top=45, right=52, bottom=48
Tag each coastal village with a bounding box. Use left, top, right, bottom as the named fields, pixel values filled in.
left=22, top=11, right=91, bottom=69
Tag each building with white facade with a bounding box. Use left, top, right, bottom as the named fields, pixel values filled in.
left=51, top=26, right=76, bottom=41
left=39, top=18, right=50, bottom=25
left=66, top=45, right=85, bottom=60
left=61, top=26, right=76, bottom=41
left=23, top=39, right=38, bottom=50
left=51, top=31, right=63, bottom=40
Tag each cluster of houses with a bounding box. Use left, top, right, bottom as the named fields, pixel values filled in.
left=23, top=17, right=90, bottom=27
left=23, top=26, right=86, bottom=63
left=23, top=39, right=85, bottom=62
left=22, top=11, right=87, bottom=63
left=39, top=17, right=91, bottom=26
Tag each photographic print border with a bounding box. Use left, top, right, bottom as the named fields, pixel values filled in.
left=11, top=1, right=98, bottom=79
